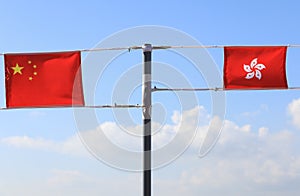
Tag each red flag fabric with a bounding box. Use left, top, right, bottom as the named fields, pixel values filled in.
left=4, top=51, right=84, bottom=108
left=224, top=46, right=288, bottom=89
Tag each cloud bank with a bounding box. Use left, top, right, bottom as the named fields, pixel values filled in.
left=1, top=98, right=300, bottom=195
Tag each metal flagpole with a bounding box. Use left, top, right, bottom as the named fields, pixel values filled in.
left=142, top=44, right=152, bottom=196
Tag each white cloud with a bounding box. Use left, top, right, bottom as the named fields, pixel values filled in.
left=0, top=106, right=206, bottom=160
left=1, top=104, right=300, bottom=195
left=152, top=118, right=300, bottom=196
left=0, top=134, right=90, bottom=158
left=258, top=127, right=269, bottom=137
left=241, top=104, right=269, bottom=118
left=288, top=98, right=300, bottom=129
left=1, top=136, right=58, bottom=150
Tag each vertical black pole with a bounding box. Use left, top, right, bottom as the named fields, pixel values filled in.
left=142, top=44, right=152, bottom=196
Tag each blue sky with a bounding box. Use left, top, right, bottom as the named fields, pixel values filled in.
left=1, top=0, right=300, bottom=195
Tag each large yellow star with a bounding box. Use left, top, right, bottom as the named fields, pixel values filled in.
left=11, top=63, right=24, bottom=75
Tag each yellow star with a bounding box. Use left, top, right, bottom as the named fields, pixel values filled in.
left=11, top=63, right=24, bottom=75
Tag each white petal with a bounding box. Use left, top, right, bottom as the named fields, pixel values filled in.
left=255, top=70, right=262, bottom=80
left=245, top=72, right=255, bottom=79
left=244, top=64, right=252, bottom=72
left=255, top=63, right=266, bottom=70
left=250, top=58, right=258, bottom=68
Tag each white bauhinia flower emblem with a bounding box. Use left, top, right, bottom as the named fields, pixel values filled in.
left=244, top=58, right=266, bottom=80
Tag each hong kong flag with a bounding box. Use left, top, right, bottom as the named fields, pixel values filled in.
left=224, top=46, right=288, bottom=89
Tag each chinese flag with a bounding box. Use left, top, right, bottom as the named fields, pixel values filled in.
left=224, top=46, right=288, bottom=89
left=5, top=51, right=85, bottom=108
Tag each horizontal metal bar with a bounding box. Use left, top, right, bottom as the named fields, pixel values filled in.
left=3, top=44, right=300, bottom=55
left=0, top=104, right=144, bottom=110
left=152, top=87, right=300, bottom=92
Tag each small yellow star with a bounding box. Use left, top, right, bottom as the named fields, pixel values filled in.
left=33, top=65, right=37, bottom=68
left=29, top=77, right=33, bottom=81
left=28, top=61, right=31, bottom=64
left=11, top=63, right=24, bottom=75
left=33, top=72, right=37, bottom=75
